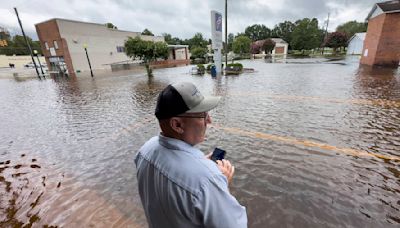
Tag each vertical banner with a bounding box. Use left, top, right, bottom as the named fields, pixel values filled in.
left=211, top=10, right=223, bottom=73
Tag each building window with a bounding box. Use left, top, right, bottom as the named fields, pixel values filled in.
left=53, top=40, right=58, bottom=49
left=116, top=46, right=125, bottom=53
left=45, top=42, right=49, bottom=50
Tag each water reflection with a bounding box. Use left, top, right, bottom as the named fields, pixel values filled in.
left=0, top=59, right=399, bottom=227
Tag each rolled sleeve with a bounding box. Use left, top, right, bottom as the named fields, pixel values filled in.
left=193, top=174, right=247, bottom=228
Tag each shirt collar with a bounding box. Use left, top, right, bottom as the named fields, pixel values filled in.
left=158, top=133, right=204, bottom=158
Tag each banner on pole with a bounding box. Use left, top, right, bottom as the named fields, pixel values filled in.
left=211, top=10, right=223, bottom=50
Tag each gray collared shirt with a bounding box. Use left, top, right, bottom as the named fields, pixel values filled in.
left=135, top=134, right=247, bottom=228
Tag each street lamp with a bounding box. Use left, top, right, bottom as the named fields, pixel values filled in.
left=83, top=43, right=94, bottom=77
left=33, top=50, right=45, bottom=76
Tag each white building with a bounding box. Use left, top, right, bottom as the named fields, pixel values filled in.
left=253, top=38, right=288, bottom=56
left=270, top=38, right=288, bottom=55
left=35, top=18, right=189, bottom=74
left=347, top=33, right=366, bottom=55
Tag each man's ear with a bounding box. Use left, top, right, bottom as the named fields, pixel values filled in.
left=170, top=117, right=184, bottom=134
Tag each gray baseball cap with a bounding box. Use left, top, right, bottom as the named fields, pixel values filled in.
left=155, top=82, right=221, bottom=120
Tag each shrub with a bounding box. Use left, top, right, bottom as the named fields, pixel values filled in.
left=226, top=63, right=243, bottom=71
left=197, top=64, right=205, bottom=74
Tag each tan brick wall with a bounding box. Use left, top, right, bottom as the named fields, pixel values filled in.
left=361, top=13, right=400, bottom=67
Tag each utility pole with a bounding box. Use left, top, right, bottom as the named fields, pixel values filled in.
left=322, top=12, right=330, bottom=55
left=14, top=7, right=40, bottom=79
left=224, top=0, right=228, bottom=68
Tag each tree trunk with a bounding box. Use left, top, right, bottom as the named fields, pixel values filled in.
left=145, top=63, right=153, bottom=77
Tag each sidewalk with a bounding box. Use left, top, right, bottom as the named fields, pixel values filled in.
left=0, top=67, right=39, bottom=79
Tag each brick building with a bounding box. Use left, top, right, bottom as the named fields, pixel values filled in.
left=360, top=1, right=400, bottom=68
left=35, top=18, right=189, bottom=74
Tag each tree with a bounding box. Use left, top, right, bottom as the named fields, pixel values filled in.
left=336, top=21, right=367, bottom=39
left=186, top=33, right=208, bottom=50
left=0, top=34, right=42, bottom=56
left=262, top=39, right=275, bottom=54
left=162, top=33, right=183, bottom=45
left=162, top=33, right=179, bottom=44
left=323, top=32, right=348, bottom=54
left=244, top=24, right=271, bottom=41
left=190, top=46, right=207, bottom=59
left=290, top=18, right=323, bottom=52
left=105, top=22, right=118, bottom=29
left=250, top=42, right=261, bottom=54
left=141, top=28, right=154, bottom=36
left=271, top=21, right=295, bottom=45
left=124, top=36, right=168, bottom=77
left=232, top=35, right=252, bottom=56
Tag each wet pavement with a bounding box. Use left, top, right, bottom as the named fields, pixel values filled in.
left=0, top=57, right=399, bottom=227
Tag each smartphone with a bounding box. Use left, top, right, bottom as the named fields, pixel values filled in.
left=211, top=148, right=226, bottom=162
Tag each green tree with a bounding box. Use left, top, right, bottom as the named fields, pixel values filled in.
left=244, top=24, right=271, bottom=41
left=336, top=20, right=367, bottom=39
left=271, top=21, right=295, bottom=45
left=323, top=32, right=348, bottom=54
left=105, top=22, right=118, bottom=29
left=190, top=46, right=207, bottom=59
left=141, top=28, right=154, bottom=36
left=291, top=18, right=323, bottom=52
left=187, top=33, right=208, bottom=50
left=0, top=34, right=42, bottom=56
left=232, top=35, right=252, bottom=56
left=124, top=36, right=168, bottom=77
left=162, top=33, right=182, bottom=45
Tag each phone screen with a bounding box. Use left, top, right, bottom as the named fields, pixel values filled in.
left=211, top=148, right=226, bottom=162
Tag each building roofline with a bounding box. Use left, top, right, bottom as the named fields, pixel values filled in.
left=35, top=18, right=162, bottom=38
left=347, top=32, right=366, bottom=44
left=167, top=44, right=189, bottom=48
left=366, top=1, right=400, bottom=21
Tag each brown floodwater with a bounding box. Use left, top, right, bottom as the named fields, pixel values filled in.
left=0, top=57, right=399, bottom=227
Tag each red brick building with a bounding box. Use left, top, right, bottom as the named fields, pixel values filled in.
left=360, top=1, right=400, bottom=68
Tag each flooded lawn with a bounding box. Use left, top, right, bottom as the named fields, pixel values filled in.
left=0, top=58, right=399, bottom=227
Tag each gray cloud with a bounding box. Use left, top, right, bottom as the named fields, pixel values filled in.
left=0, top=0, right=386, bottom=40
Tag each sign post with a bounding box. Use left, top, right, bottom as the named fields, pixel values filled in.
left=211, top=10, right=223, bottom=74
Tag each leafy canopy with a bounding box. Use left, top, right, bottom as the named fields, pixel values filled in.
left=336, top=21, right=367, bottom=39
left=245, top=24, right=271, bottom=41
left=124, top=36, right=168, bottom=62
left=232, top=35, right=252, bottom=55
left=141, top=29, right=154, bottom=36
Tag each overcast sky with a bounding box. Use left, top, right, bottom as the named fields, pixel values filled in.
left=0, top=0, right=386, bottom=40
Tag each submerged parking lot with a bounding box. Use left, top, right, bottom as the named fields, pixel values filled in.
left=0, top=58, right=399, bottom=227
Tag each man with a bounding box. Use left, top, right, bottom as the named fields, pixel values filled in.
left=135, top=82, right=247, bottom=228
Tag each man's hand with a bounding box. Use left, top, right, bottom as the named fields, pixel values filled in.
left=216, top=159, right=235, bottom=185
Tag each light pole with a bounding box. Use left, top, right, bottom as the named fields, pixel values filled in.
left=14, top=7, right=40, bottom=79
left=83, top=43, right=94, bottom=77
left=33, top=50, right=45, bottom=76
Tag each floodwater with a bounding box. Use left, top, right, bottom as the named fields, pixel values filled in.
left=0, top=57, right=399, bottom=227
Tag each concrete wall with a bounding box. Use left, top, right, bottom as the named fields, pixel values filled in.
left=0, top=55, right=45, bottom=68
left=361, top=13, right=400, bottom=67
